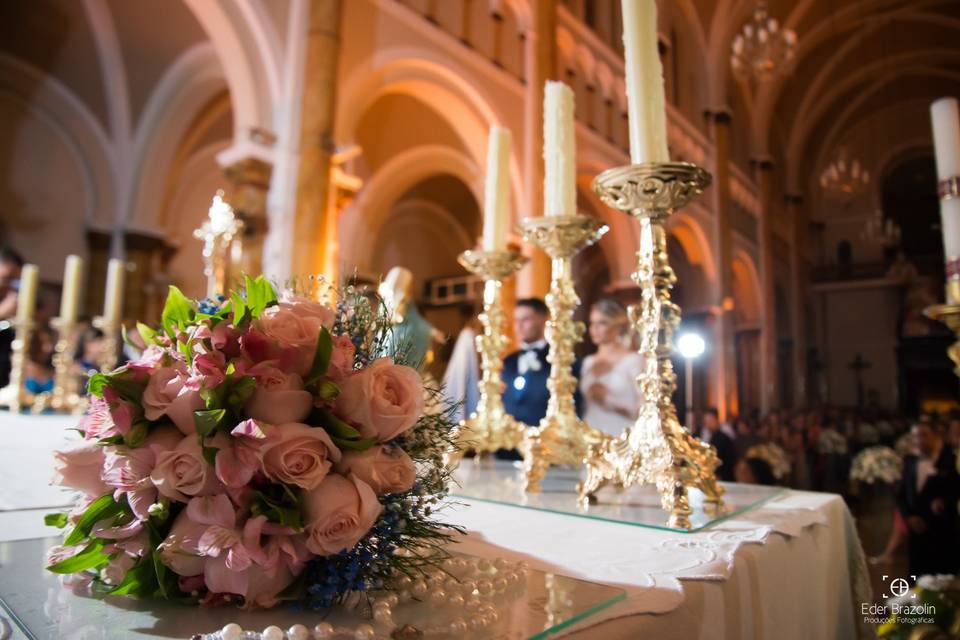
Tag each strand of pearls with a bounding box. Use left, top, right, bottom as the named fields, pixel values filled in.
left=197, top=557, right=528, bottom=640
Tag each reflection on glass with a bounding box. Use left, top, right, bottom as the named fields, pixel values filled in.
left=452, top=460, right=786, bottom=532
left=0, top=538, right=625, bottom=640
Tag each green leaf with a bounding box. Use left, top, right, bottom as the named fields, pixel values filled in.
left=226, top=376, right=257, bottom=415
left=244, top=275, right=277, bottom=318
left=136, top=322, right=157, bottom=346
left=47, top=540, right=108, bottom=574
left=200, top=384, right=227, bottom=411
left=231, top=291, right=249, bottom=326
left=161, top=285, right=195, bottom=338
left=202, top=446, right=219, bottom=467
left=123, top=421, right=149, bottom=448
left=331, top=436, right=378, bottom=452
left=193, top=409, right=226, bottom=438
left=177, top=338, right=194, bottom=366
left=106, top=555, right=156, bottom=596
left=151, top=550, right=177, bottom=599
left=87, top=373, right=109, bottom=397
left=44, top=512, right=68, bottom=528
left=317, top=408, right=362, bottom=440
left=250, top=490, right=303, bottom=531
left=63, top=494, right=122, bottom=546
left=304, top=328, right=334, bottom=386
left=316, top=380, right=340, bottom=401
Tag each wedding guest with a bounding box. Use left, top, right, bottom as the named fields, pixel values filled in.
left=733, top=416, right=762, bottom=458
left=442, top=305, right=480, bottom=424
left=0, top=247, right=24, bottom=387
left=580, top=299, right=644, bottom=436
left=502, top=298, right=581, bottom=428
left=24, top=325, right=55, bottom=395
left=734, top=457, right=776, bottom=486
left=73, top=326, right=105, bottom=374
left=698, top=408, right=737, bottom=481
left=897, top=422, right=960, bottom=576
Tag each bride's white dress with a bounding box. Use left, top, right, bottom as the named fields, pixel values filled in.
left=580, top=352, right=645, bottom=436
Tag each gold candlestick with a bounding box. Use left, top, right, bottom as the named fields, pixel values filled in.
left=456, top=249, right=528, bottom=454
left=924, top=175, right=960, bottom=377
left=0, top=318, right=35, bottom=412
left=92, top=316, right=120, bottom=373
left=578, top=163, right=724, bottom=529
left=519, top=214, right=608, bottom=491
left=194, top=190, right=244, bottom=298
left=50, top=317, right=83, bottom=413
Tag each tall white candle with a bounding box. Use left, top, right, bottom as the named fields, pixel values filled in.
left=15, top=264, right=38, bottom=324
left=930, top=97, right=960, bottom=262
left=543, top=81, right=577, bottom=217
left=621, top=0, right=670, bottom=164
left=483, top=127, right=512, bottom=250
left=59, top=255, right=83, bottom=324
left=103, top=258, right=125, bottom=326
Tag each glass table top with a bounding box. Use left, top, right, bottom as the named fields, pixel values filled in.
left=451, top=458, right=786, bottom=532
left=0, top=537, right=625, bottom=640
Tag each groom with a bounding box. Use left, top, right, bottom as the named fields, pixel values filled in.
left=502, top=298, right=582, bottom=431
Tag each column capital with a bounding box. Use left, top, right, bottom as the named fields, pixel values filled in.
left=216, top=135, right=275, bottom=172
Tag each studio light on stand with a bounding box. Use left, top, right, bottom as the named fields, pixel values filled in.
left=677, top=332, right=706, bottom=431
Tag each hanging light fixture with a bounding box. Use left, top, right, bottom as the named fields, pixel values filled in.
left=861, top=209, right=901, bottom=247
left=730, top=2, right=797, bottom=81
left=820, top=147, right=871, bottom=201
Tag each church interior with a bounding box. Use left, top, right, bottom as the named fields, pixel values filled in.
left=1, top=1, right=959, bottom=638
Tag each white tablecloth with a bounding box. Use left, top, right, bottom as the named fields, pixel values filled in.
left=444, top=491, right=872, bottom=639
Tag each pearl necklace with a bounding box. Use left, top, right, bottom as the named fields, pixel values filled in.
left=198, top=556, right=529, bottom=640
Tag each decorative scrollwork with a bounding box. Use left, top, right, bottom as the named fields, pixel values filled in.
left=593, top=162, right=711, bottom=217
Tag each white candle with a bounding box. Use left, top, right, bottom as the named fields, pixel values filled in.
left=930, top=97, right=960, bottom=261
left=543, top=81, right=577, bottom=217
left=621, top=0, right=670, bottom=164
left=59, top=255, right=83, bottom=324
left=103, top=258, right=125, bottom=326
left=483, top=127, right=512, bottom=250
left=15, top=264, right=38, bottom=323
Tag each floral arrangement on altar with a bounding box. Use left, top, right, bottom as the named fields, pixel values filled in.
left=817, top=429, right=849, bottom=456
left=744, top=443, right=791, bottom=482
left=895, top=432, right=915, bottom=457
left=45, top=277, right=459, bottom=610
left=849, top=446, right=902, bottom=485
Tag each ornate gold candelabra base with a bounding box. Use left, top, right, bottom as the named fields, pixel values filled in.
left=519, top=214, right=608, bottom=491
left=0, top=318, right=35, bottom=413
left=578, top=163, right=725, bottom=529
left=457, top=249, right=528, bottom=455
left=924, top=278, right=960, bottom=378
left=32, top=317, right=84, bottom=415
left=93, top=316, right=120, bottom=373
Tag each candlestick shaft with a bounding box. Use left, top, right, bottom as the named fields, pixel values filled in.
left=621, top=0, right=670, bottom=163
left=543, top=82, right=577, bottom=217
left=483, top=128, right=512, bottom=251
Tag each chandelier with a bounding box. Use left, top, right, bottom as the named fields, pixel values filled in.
left=820, top=148, right=870, bottom=200
left=730, top=2, right=797, bottom=81
left=860, top=209, right=901, bottom=247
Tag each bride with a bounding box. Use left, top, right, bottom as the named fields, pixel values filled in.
left=581, top=298, right=645, bottom=436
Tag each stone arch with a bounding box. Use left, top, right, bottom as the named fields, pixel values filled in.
left=340, top=145, right=482, bottom=276
left=731, top=249, right=761, bottom=329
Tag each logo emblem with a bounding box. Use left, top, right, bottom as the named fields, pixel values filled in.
left=882, top=575, right=917, bottom=599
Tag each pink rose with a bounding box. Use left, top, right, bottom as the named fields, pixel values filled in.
left=52, top=441, right=109, bottom=497
left=257, top=304, right=325, bottom=375
left=243, top=363, right=312, bottom=425
left=102, top=425, right=182, bottom=519
left=328, top=334, right=356, bottom=380
left=150, top=435, right=225, bottom=502
left=334, top=445, right=416, bottom=495
left=142, top=368, right=204, bottom=434
left=279, top=294, right=336, bottom=328
left=259, top=423, right=341, bottom=490
left=334, top=358, right=424, bottom=442
left=302, top=474, right=382, bottom=555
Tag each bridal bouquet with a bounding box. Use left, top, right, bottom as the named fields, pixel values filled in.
left=850, top=446, right=902, bottom=485
left=46, top=277, right=458, bottom=609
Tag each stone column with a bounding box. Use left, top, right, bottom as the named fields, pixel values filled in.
left=705, top=109, right=737, bottom=421
left=786, top=193, right=808, bottom=407
left=223, top=156, right=273, bottom=278
left=753, top=157, right=778, bottom=413
left=517, top=0, right=555, bottom=299
left=292, top=0, right=343, bottom=277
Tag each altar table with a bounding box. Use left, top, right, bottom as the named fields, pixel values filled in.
left=0, top=411, right=871, bottom=639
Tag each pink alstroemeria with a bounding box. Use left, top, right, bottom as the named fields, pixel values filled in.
left=185, top=350, right=227, bottom=391
left=214, top=420, right=275, bottom=488
left=102, top=387, right=138, bottom=436
left=194, top=322, right=241, bottom=358
left=101, top=425, right=182, bottom=519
